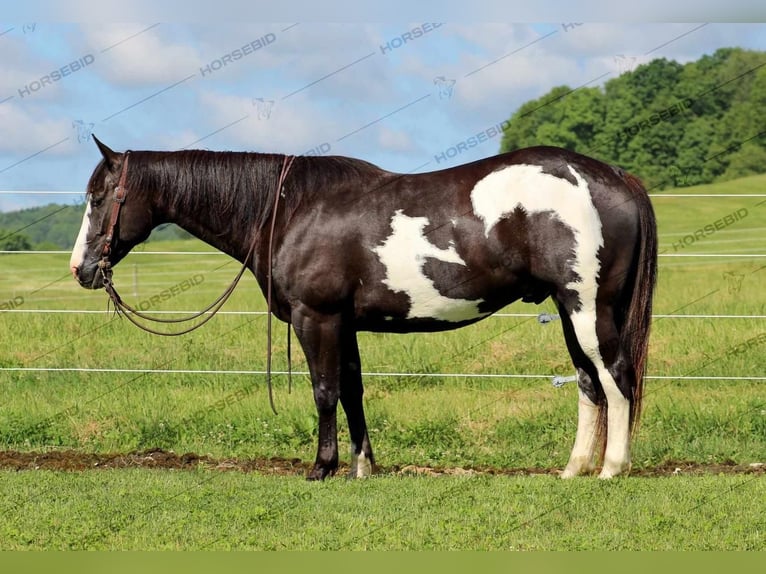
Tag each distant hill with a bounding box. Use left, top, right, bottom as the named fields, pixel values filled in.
left=0, top=203, right=190, bottom=250
left=499, top=47, right=766, bottom=190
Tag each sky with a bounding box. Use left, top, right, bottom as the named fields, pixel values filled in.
left=1, top=20, right=765, bottom=212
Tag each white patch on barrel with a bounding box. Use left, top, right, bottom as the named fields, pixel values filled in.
left=374, top=210, right=486, bottom=322
left=69, top=199, right=92, bottom=271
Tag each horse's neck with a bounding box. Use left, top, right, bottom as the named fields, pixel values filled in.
left=159, top=193, right=257, bottom=266
left=146, top=151, right=285, bottom=267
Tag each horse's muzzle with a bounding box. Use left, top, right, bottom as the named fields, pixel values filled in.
left=72, top=263, right=105, bottom=290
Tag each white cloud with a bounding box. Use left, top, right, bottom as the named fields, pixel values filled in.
left=81, top=23, right=205, bottom=86
left=377, top=126, right=417, bottom=153
left=183, top=90, right=340, bottom=155
left=447, top=23, right=540, bottom=56
left=0, top=32, right=68, bottom=103
left=0, top=102, right=77, bottom=156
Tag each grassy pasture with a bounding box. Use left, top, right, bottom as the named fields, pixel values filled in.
left=1, top=470, right=764, bottom=550
left=0, top=174, right=765, bottom=549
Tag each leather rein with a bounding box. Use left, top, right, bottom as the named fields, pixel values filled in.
left=98, top=152, right=296, bottom=414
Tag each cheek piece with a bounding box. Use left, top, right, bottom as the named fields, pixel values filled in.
left=97, top=151, right=131, bottom=286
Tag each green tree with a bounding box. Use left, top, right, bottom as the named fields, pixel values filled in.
left=674, top=117, right=717, bottom=186
left=720, top=142, right=766, bottom=181
left=498, top=47, right=766, bottom=188
left=0, top=229, right=33, bottom=251
left=555, top=87, right=605, bottom=151
left=500, top=86, right=574, bottom=151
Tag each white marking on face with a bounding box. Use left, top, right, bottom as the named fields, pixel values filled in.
left=373, top=210, right=487, bottom=322
left=69, top=199, right=92, bottom=272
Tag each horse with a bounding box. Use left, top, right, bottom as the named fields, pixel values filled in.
left=70, top=136, right=657, bottom=480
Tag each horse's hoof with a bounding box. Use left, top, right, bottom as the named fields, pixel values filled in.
left=347, top=464, right=374, bottom=480
left=598, top=461, right=631, bottom=479
left=348, top=451, right=373, bottom=479
left=306, top=464, right=336, bottom=481
left=560, top=457, right=595, bottom=478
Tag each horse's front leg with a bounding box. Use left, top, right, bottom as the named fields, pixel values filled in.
left=292, top=305, right=343, bottom=480
left=340, top=328, right=374, bottom=478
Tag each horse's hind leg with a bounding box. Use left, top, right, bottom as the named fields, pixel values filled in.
left=556, top=307, right=602, bottom=478
left=559, top=296, right=633, bottom=478
left=339, top=329, right=375, bottom=478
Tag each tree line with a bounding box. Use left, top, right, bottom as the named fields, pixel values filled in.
left=0, top=203, right=188, bottom=251
left=499, top=47, right=766, bottom=190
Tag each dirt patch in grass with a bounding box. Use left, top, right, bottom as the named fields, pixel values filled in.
left=0, top=449, right=763, bottom=478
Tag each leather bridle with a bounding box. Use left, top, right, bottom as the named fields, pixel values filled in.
left=101, top=151, right=130, bottom=260
left=98, top=152, right=296, bottom=414
left=96, top=151, right=129, bottom=283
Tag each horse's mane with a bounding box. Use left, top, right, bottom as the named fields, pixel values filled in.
left=122, top=150, right=385, bottom=238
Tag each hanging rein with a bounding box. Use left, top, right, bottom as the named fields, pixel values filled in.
left=98, top=152, right=296, bottom=414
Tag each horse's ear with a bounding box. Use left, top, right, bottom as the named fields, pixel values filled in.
left=92, top=135, right=119, bottom=170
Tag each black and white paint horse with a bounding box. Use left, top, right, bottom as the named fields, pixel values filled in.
left=71, top=137, right=657, bottom=480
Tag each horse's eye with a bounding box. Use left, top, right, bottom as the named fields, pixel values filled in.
left=91, top=197, right=104, bottom=208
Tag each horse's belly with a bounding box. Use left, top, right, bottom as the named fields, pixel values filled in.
left=401, top=291, right=490, bottom=323
left=355, top=278, right=503, bottom=333
left=358, top=309, right=491, bottom=333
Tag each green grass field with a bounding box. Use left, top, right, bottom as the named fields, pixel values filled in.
left=1, top=174, right=765, bottom=549
left=1, top=470, right=764, bottom=550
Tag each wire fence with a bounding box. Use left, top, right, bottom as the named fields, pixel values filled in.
left=2, top=367, right=766, bottom=382
left=2, top=190, right=764, bottom=384
left=2, top=309, right=766, bottom=320
left=4, top=251, right=766, bottom=257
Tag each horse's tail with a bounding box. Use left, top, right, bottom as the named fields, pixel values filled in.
left=618, top=172, right=658, bottom=437
left=592, top=172, right=657, bottom=462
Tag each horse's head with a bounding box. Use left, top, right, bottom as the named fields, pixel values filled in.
left=70, top=136, right=153, bottom=289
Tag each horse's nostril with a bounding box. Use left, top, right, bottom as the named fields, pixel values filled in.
left=71, top=265, right=79, bottom=279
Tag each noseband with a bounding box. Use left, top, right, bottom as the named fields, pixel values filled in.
left=98, top=153, right=296, bottom=414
